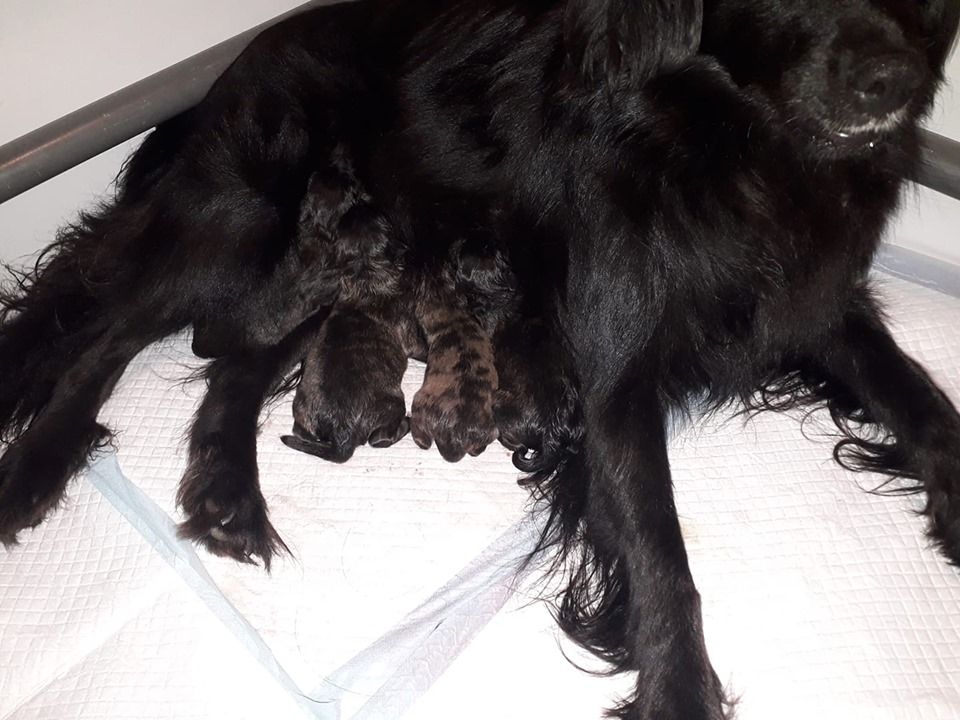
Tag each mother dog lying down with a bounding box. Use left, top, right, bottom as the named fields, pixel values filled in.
left=3, top=0, right=960, bottom=718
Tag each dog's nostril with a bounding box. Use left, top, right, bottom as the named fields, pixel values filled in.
left=863, top=79, right=887, bottom=100
left=847, top=52, right=925, bottom=118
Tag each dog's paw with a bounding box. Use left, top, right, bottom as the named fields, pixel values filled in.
left=410, top=365, right=497, bottom=462
left=0, top=482, right=53, bottom=548
left=176, top=446, right=288, bottom=571
left=0, top=431, right=92, bottom=547
left=281, top=413, right=409, bottom=463
left=495, top=398, right=549, bottom=472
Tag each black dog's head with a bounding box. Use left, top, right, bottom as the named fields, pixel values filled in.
left=700, top=0, right=959, bottom=155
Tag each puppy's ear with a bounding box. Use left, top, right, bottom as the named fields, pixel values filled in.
left=564, top=0, right=703, bottom=87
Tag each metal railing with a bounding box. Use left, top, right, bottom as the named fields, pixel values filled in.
left=918, top=131, right=960, bottom=200
left=0, top=0, right=328, bottom=204
left=1, top=3, right=959, bottom=205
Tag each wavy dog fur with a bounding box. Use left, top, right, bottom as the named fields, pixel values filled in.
left=0, top=0, right=700, bottom=557
left=2, top=1, right=960, bottom=719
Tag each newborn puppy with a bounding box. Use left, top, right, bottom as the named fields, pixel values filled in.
left=278, top=159, right=415, bottom=465
left=283, top=224, right=510, bottom=465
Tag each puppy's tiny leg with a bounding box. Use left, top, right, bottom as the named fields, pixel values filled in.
left=493, top=315, right=580, bottom=472
left=282, top=302, right=408, bottom=463
left=411, top=295, right=498, bottom=462
left=177, top=316, right=324, bottom=570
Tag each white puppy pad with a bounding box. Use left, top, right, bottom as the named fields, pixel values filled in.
left=1, top=273, right=958, bottom=719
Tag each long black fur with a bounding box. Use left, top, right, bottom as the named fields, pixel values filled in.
left=2, top=1, right=960, bottom=719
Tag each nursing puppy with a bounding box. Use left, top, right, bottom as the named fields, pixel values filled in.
left=2, top=1, right=960, bottom=719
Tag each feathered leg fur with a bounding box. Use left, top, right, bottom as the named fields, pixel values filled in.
left=177, top=315, right=331, bottom=570
left=0, top=3, right=373, bottom=541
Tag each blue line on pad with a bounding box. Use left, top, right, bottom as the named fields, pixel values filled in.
left=86, top=451, right=335, bottom=720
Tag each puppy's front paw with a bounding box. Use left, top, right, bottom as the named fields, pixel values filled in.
left=176, top=444, right=287, bottom=571
left=410, top=359, right=497, bottom=462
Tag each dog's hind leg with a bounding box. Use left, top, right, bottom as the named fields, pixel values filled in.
left=188, top=157, right=366, bottom=360
left=0, top=323, right=162, bottom=545
left=177, top=314, right=329, bottom=569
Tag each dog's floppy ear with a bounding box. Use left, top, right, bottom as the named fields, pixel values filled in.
left=564, top=0, right=703, bottom=87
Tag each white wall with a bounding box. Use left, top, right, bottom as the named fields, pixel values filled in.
left=0, top=0, right=307, bottom=264
left=0, top=4, right=958, bottom=266
left=927, top=49, right=960, bottom=138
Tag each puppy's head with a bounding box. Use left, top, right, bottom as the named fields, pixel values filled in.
left=701, top=0, right=959, bottom=155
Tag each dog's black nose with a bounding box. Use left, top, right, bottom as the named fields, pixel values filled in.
left=847, top=52, right=924, bottom=118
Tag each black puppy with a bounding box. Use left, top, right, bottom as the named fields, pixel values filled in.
left=2, top=2, right=960, bottom=720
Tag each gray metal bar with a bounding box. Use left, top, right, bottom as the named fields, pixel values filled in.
left=1, top=11, right=959, bottom=205
left=876, top=242, right=960, bottom=298
left=0, top=0, right=328, bottom=204
left=918, top=129, right=960, bottom=202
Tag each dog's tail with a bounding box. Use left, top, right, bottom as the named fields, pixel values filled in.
left=0, top=198, right=151, bottom=443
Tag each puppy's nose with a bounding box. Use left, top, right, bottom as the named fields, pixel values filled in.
left=847, top=52, right=924, bottom=117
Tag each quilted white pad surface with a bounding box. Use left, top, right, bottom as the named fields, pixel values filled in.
left=1, top=273, right=959, bottom=720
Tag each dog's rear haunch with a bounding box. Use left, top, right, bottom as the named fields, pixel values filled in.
left=2, top=1, right=959, bottom=719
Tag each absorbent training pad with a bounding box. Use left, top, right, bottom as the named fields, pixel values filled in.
left=1, top=273, right=959, bottom=720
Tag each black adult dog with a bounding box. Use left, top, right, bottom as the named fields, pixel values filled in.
left=2, top=1, right=959, bottom=718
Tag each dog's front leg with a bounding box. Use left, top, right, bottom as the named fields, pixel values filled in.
left=177, top=313, right=329, bottom=569
left=816, top=299, right=960, bottom=564
left=574, top=377, right=729, bottom=720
